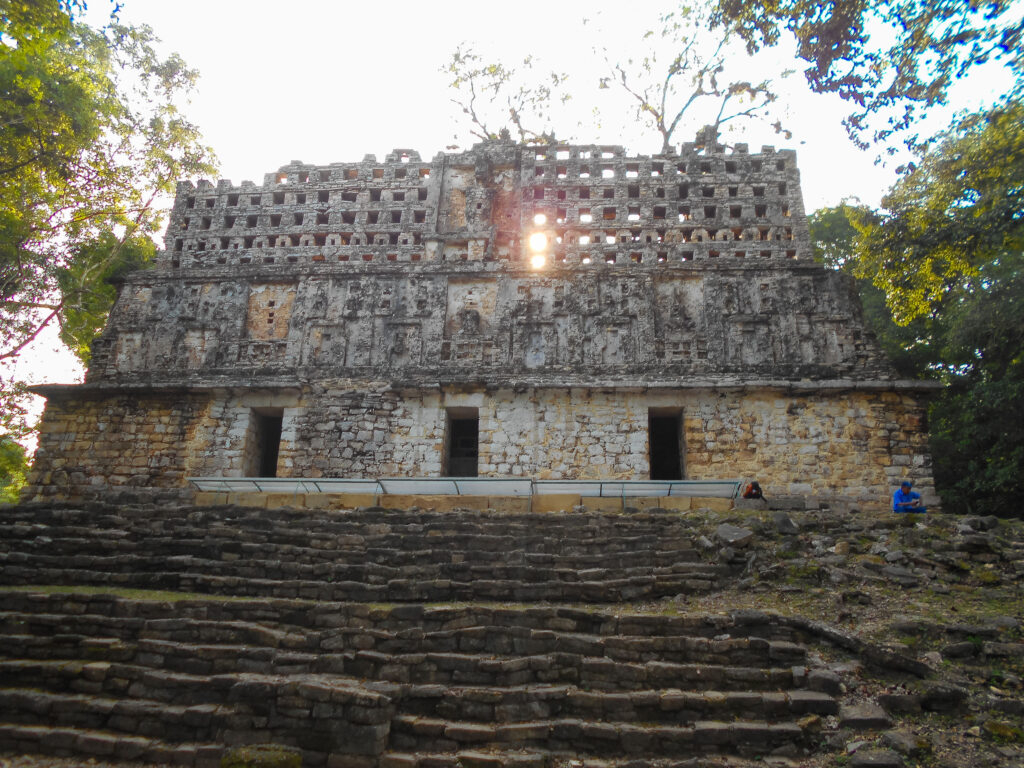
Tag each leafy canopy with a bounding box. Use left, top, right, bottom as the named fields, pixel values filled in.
left=850, top=99, right=1024, bottom=325
left=809, top=100, right=1024, bottom=515
left=0, top=0, right=217, bottom=439
left=0, top=434, right=27, bottom=503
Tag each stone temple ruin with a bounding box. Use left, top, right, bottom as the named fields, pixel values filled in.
left=25, top=131, right=937, bottom=509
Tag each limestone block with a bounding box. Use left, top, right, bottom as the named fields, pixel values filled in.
left=691, top=497, right=734, bottom=512
left=226, top=491, right=270, bottom=508
left=580, top=497, right=624, bottom=513
left=264, top=492, right=307, bottom=509
left=532, top=494, right=582, bottom=513
left=378, top=494, right=482, bottom=512
left=487, top=497, right=532, bottom=514
left=631, top=496, right=692, bottom=512
left=193, top=491, right=229, bottom=506
left=326, top=494, right=380, bottom=510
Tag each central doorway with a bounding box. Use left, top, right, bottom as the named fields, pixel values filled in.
left=648, top=408, right=683, bottom=480
left=445, top=407, right=479, bottom=477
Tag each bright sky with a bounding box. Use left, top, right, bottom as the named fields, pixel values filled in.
left=88, top=0, right=916, bottom=210
left=12, top=0, right=1014, bottom=444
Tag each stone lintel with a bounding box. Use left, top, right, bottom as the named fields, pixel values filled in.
left=30, top=377, right=941, bottom=401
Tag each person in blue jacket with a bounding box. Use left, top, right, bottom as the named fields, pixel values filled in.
left=893, top=480, right=926, bottom=513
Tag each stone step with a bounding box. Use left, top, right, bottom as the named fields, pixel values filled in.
left=1, top=519, right=702, bottom=542
left=1, top=503, right=701, bottom=531
left=1, top=615, right=793, bottom=667
left=0, top=643, right=802, bottom=695
left=392, top=683, right=836, bottom=723
left=0, top=597, right=802, bottom=645
left=377, top=751, right=762, bottom=768
left=0, top=567, right=722, bottom=602
left=0, top=688, right=235, bottom=742
left=0, top=722, right=224, bottom=767
left=0, top=663, right=394, bottom=758
left=0, top=551, right=720, bottom=583
left=0, top=513, right=706, bottom=545
left=0, top=659, right=235, bottom=705
left=388, top=714, right=808, bottom=756
left=0, top=536, right=703, bottom=561
left=332, top=651, right=801, bottom=691
left=380, top=749, right=549, bottom=768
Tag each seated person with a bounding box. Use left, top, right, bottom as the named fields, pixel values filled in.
left=742, top=481, right=765, bottom=500
left=892, top=481, right=926, bottom=513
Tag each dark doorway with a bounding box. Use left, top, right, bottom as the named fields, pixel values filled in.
left=445, top=408, right=479, bottom=477
left=649, top=410, right=683, bottom=480
left=251, top=409, right=283, bottom=478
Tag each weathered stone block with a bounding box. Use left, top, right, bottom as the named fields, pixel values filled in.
left=580, top=497, right=624, bottom=513
left=532, top=495, right=582, bottom=513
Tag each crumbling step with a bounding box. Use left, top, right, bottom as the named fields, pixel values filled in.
left=0, top=688, right=235, bottom=741
left=0, top=594, right=808, bottom=647
left=0, top=541, right=707, bottom=576
left=0, top=659, right=235, bottom=705
left=316, top=626, right=804, bottom=666
left=0, top=550, right=722, bottom=584
left=332, top=651, right=802, bottom=691
left=378, top=750, right=776, bottom=768
left=0, top=502, right=702, bottom=529
left=392, top=683, right=836, bottom=722
left=0, top=643, right=805, bottom=695
left=0, top=611, right=806, bottom=672
left=0, top=566, right=724, bottom=602
left=0, top=723, right=224, bottom=767
left=0, top=507, right=707, bottom=543
left=0, top=613, right=308, bottom=650
left=388, top=714, right=808, bottom=756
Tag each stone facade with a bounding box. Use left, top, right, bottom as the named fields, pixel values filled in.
left=26, top=132, right=939, bottom=509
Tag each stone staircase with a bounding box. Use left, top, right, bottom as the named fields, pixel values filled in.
left=0, top=503, right=733, bottom=602
left=0, top=502, right=928, bottom=767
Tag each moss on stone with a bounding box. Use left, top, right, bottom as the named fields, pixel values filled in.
left=220, top=743, right=302, bottom=768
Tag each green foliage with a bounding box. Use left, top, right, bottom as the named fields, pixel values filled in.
left=714, top=0, right=1024, bottom=151
left=56, top=233, right=156, bottom=364
left=0, top=434, right=28, bottom=502
left=809, top=102, right=1024, bottom=516
left=851, top=100, right=1024, bottom=325
left=809, top=204, right=940, bottom=378
left=0, top=0, right=217, bottom=437
left=220, top=744, right=301, bottom=768
left=929, top=257, right=1024, bottom=516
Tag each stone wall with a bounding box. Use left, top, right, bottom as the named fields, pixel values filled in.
left=26, top=383, right=935, bottom=510
left=85, top=267, right=891, bottom=386
left=28, top=393, right=213, bottom=500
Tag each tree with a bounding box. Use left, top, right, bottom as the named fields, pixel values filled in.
left=598, top=3, right=788, bottom=154
left=443, top=44, right=570, bottom=144
left=808, top=102, right=1024, bottom=515
left=0, top=434, right=27, bottom=503
left=0, top=1, right=217, bottom=439
left=809, top=203, right=939, bottom=378
left=850, top=100, right=1024, bottom=325
left=929, top=256, right=1024, bottom=515
left=444, top=4, right=789, bottom=154
left=714, top=0, right=1024, bottom=151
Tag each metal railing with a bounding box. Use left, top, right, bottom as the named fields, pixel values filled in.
left=188, top=477, right=743, bottom=499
